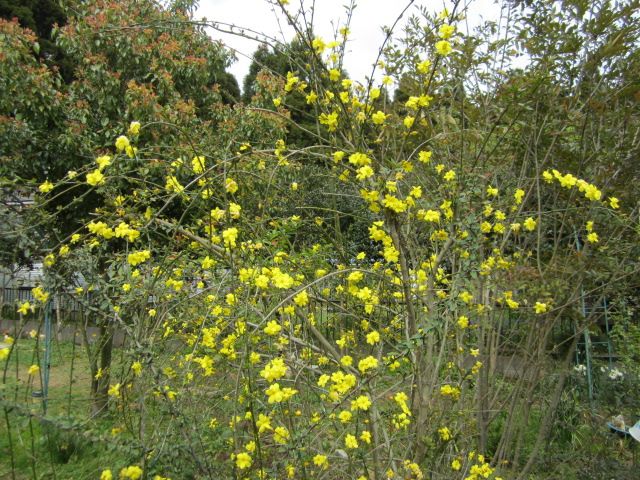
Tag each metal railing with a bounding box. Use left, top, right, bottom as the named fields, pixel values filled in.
left=1, top=287, right=88, bottom=321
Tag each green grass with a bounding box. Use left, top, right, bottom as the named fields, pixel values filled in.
left=0, top=338, right=133, bottom=479
left=0, top=414, right=129, bottom=480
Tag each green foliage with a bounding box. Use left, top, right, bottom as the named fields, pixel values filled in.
left=0, top=0, right=73, bottom=81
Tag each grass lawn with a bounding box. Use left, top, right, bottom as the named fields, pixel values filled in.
left=0, top=337, right=129, bottom=479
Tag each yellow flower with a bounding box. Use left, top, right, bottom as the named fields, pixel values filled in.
left=115, top=135, right=130, bottom=151
left=256, top=413, right=272, bottom=433
left=438, top=426, right=452, bottom=441
left=318, top=112, right=338, bottom=132
left=435, top=40, right=453, bottom=56
left=338, top=410, right=352, bottom=423
left=609, top=197, right=620, bottom=209
left=443, top=169, right=456, bottom=181
left=274, top=426, right=290, bottom=444
left=265, top=383, right=297, bottom=403
left=457, top=315, right=469, bottom=329
left=418, top=151, right=432, bottom=163
left=459, top=291, right=473, bottom=303
left=350, top=394, right=372, bottom=411
left=451, top=459, right=462, bottom=471
left=358, top=356, right=378, bottom=374
left=293, top=290, right=309, bottom=306
left=125, top=145, right=136, bottom=158
left=356, top=165, right=374, bottom=180
left=366, top=330, right=380, bottom=345
left=108, top=383, right=121, bottom=398
left=229, top=202, right=241, bottom=219
left=421, top=209, right=440, bottom=223
left=271, top=269, right=294, bottom=288
left=96, top=155, right=112, bottom=170
left=86, top=169, right=105, bottom=186
left=249, top=352, right=261, bottom=365
left=523, top=217, right=537, bottom=231
left=192, top=156, right=206, bottom=174
left=235, top=452, right=252, bottom=469
left=222, top=227, right=238, bottom=248
left=534, top=302, right=548, bottom=314
left=371, top=110, right=387, bottom=125
left=340, top=355, right=353, bottom=367
left=286, top=465, right=295, bottom=478
left=438, top=24, right=456, bottom=39
left=128, top=121, right=141, bottom=135
left=165, top=175, right=184, bottom=193
left=587, top=232, right=599, bottom=243
left=416, top=59, right=431, bottom=73
left=39, top=180, right=54, bottom=193
left=313, top=454, right=328, bottom=468
left=127, top=250, right=151, bottom=266
left=260, top=358, right=287, bottom=382
left=382, top=195, right=407, bottom=213
left=131, top=361, right=143, bottom=376
left=312, top=37, right=325, bottom=52
left=345, top=434, right=359, bottom=449
left=584, top=184, right=602, bottom=201
left=100, top=470, right=113, bottom=480
left=17, top=301, right=32, bottom=315
left=440, top=384, right=460, bottom=400
left=225, top=177, right=238, bottom=194
left=120, top=465, right=142, bottom=480
left=264, top=320, right=282, bottom=336
left=43, top=253, right=55, bottom=267
left=349, top=152, right=371, bottom=166
left=405, top=94, right=432, bottom=109
left=28, top=364, right=40, bottom=376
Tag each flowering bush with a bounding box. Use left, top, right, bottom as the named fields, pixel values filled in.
left=2, top=0, right=640, bottom=479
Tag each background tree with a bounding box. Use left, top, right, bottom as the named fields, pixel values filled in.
left=0, top=0, right=73, bottom=81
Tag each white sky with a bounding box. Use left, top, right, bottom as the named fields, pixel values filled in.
left=196, top=0, right=504, bottom=91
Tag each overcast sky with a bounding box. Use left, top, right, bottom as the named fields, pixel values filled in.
left=196, top=0, right=503, bottom=90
